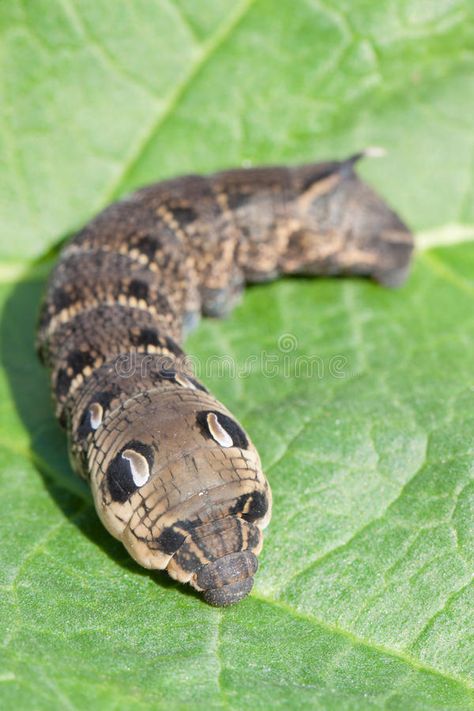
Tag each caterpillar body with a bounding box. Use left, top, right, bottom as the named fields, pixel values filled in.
left=37, top=152, right=413, bottom=606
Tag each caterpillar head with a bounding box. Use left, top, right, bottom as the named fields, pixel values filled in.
left=82, top=384, right=271, bottom=604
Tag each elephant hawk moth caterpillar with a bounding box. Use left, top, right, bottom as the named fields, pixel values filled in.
left=37, top=150, right=413, bottom=606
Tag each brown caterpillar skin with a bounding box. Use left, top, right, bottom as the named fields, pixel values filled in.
left=37, top=152, right=413, bottom=606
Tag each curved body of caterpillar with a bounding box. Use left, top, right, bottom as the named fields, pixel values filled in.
left=37, top=152, right=413, bottom=606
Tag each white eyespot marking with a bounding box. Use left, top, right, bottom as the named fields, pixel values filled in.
left=122, top=449, right=151, bottom=487
left=207, top=412, right=233, bottom=448
left=89, top=402, right=103, bottom=430
left=175, top=373, right=197, bottom=390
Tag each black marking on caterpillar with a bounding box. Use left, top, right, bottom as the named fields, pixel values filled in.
left=154, top=524, right=192, bottom=555
left=230, top=491, right=270, bottom=523
left=130, top=327, right=160, bottom=348
left=107, top=441, right=155, bottom=503
left=37, top=151, right=413, bottom=606
left=196, top=410, right=249, bottom=449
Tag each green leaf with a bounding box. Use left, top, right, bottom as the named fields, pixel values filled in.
left=0, top=1, right=473, bottom=709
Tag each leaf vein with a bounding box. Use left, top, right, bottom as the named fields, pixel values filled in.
left=100, top=0, right=258, bottom=206
left=252, top=593, right=474, bottom=694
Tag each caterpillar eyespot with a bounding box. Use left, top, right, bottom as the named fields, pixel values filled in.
left=196, top=410, right=249, bottom=450
left=122, top=449, right=151, bottom=487
left=37, top=152, right=413, bottom=606
left=106, top=441, right=155, bottom=503
left=88, top=403, right=103, bottom=430
left=206, top=412, right=234, bottom=448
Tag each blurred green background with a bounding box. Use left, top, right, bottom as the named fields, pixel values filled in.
left=0, top=1, right=473, bottom=709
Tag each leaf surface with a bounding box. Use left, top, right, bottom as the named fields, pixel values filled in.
left=0, top=1, right=473, bottom=709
